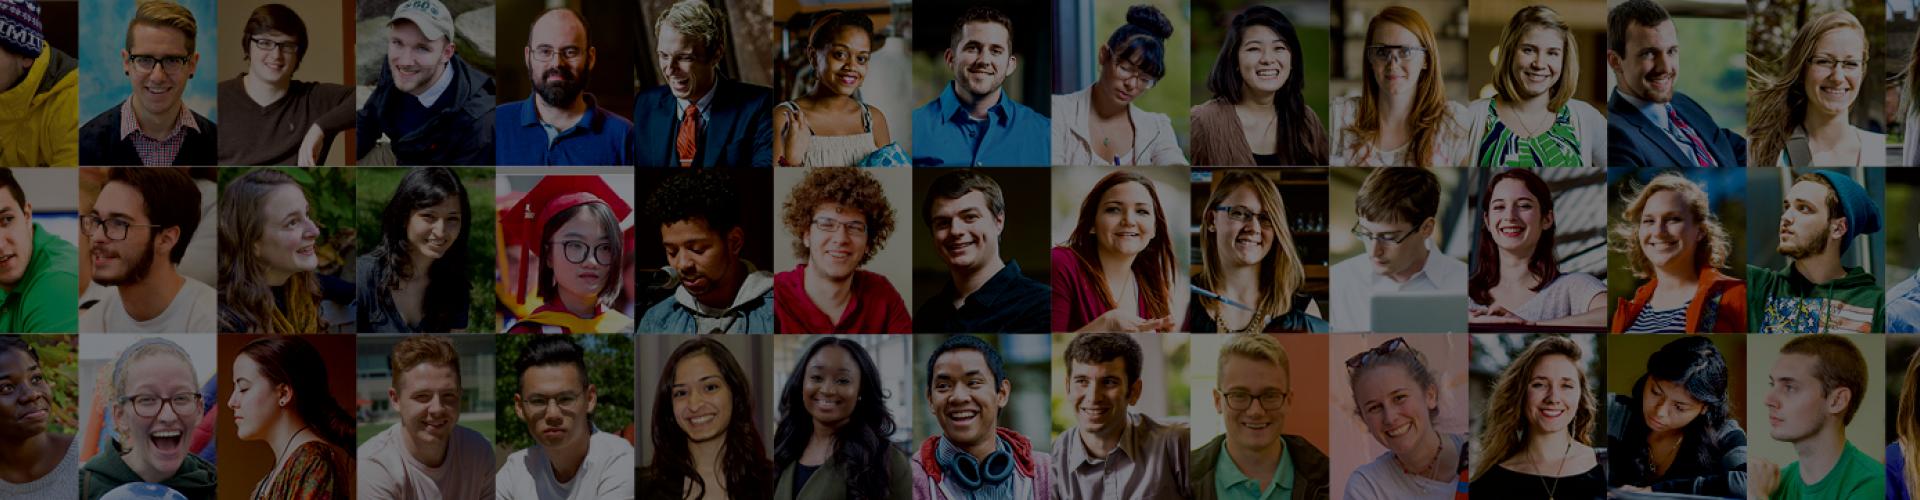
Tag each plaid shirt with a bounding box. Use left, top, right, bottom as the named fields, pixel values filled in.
left=118, top=99, right=201, bottom=166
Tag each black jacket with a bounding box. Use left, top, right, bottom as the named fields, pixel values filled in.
left=78, top=100, right=218, bottom=166
left=1191, top=433, right=1330, bottom=500
left=1607, top=393, right=1748, bottom=498
left=356, top=54, right=495, bottom=165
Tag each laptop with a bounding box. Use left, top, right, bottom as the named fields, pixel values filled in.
left=1370, top=291, right=1468, bottom=333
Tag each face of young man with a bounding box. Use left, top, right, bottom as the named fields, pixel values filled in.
left=928, top=190, right=1003, bottom=275
left=660, top=217, right=742, bottom=308
left=1765, top=353, right=1845, bottom=443
left=390, top=361, right=461, bottom=456
left=1215, top=354, right=1288, bottom=455
left=387, top=21, right=453, bottom=97
left=1356, top=217, right=1430, bottom=279
left=928, top=349, right=1008, bottom=453
left=122, top=24, right=197, bottom=120
left=656, top=24, right=718, bottom=101
left=525, top=11, right=592, bottom=108
left=0, top=188, right=32, bottom=290
left=89, top=181, right=165, bottom=287
left=1609, top=20, right=1679, bottom=104
left=1068, top=358, right=1140, bottom=436
left=1777, top=180, right=1841, bottom=260
left=516, top=364, right=596, bottom=451
left=946, top=21, right=1015, bottom=101
left=0, top=348, right=50, bottom=442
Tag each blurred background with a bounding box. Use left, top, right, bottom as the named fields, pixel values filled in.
left=1052, top=0, right=1194, bottom=155
left=637, top=335, right=775, bottom=462
left=217, top=167, right=359, bottom=334
left=219, top=0, right=355, bottom=165
left=769, top=335, right=915, bottom=448
left=355, top=334, right=498, bottom=448
left=1188, top=334, right=1328, bottom=457
left=635, top=0, right=776, bottom=89
left=772, top=168, right=914, bottom=304
left=15, top=335, right=78, bottom=437
left=1889, top=0, right=1916, bottom=159
left=912, top=334, right=1054, bottom=454
left=1329, top=167, right=1469, bottom=264
left=1604, top=0, right=1750, bottom=136
left=1747, top=0, right=1886, bottom=142
left=1467, top=0, right=1608, bottom=118
left=81, top=0, right=219, bottom=123
left=1745, top=167, right=1886, bottom=283
left=78, top=335, right=219, bottom=470
left=1330, top=0, right=1470, bottom=104
left=1328, top=333, right=1470, bottom=500
left=1191, top=1, right=1331, bottom=132
left=215, top=335, right=356, bottom=500
left=1606, top=334, right=1749, bottom=455
left=775, top=0, right=912, bottom=154
left=1466, top=333, right=1605, bottom=475
left=1052, top=166, right=1193, bottom=321
left=496, top=0, right=638, bottom=123
left=1887, top=168, right=1918, bottom=287
left=910, top=0, right=1054, bottom=129
left=354, top=0, right=495, bottom=109
left=1605, top=167, right=1749, bottom=321
left=355, top=167, right=498, bottom=333
left=636, top=169, right=776, bottom=324
left=1745, top=334, right=1885, bottom=466
left=1050, top=333, right=1189, bottom=437
left=1190, top=168, right=1330, bottom=318
left=494, top=172, right=634, bottom=331
left=493, top=333, right=635, bottom=467
left=1463, top=168, right=1609, bottom=332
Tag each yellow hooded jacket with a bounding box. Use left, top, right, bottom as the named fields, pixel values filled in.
left=0, top=42, right=77, bottom=167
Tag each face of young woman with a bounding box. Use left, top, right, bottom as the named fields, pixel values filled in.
left=801, top=345, right=860, bottom=429
left=804, top=203, right=870, bottom=281
left=1640, top=377, right=1705, bottom=434
left=1523, top=354, right=1580, bottom=435
left=1099, top=51, right=1155, bottom=106
left=814, top=26, right=871, bottom=97
left=1368, top=22, right=1426, bottom=97
left=671, top=353, right=733, bottom=444
left=227, top=354, right=282, bottom=442
left=1801, top=27, right=1865, bottom=119
left=407, top=196, right=462, bottom=262
left=1212, top=185, right=1273, bottom=268
left=255, top=184, right=319, bottom=277
left=1509, top=27, right=1565, bottom=101
left=1353, top=363, right=1438, bottom=457
left=1637, top=189, right=1701, bottom=272
left=548, top=208, right=614, bottom=301
left=117, top=355, right=200, bottom=481
left=1484, top=178, right=1550, bottom=255
left=1236, top=25, right=1289, bottom=96
left=1093, top=181, right=1157, bottom=258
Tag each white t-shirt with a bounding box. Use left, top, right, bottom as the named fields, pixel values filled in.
left=79, top=277, right=218, bottom=333
left=496, top=431, right=634, bottom=500
left=357, top=423, right=496, bottom=500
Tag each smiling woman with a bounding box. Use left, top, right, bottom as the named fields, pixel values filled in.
left=358, top=167, right=473, bottom=334
left=1468, top=335, right=1604, bottom=498
left=216, top=169, right=330, bottom=334
left=1749, top=10, right=1885, bottom=167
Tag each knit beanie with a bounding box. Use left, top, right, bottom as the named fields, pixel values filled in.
left=1811, top=170, right=1881, bottom=253
left=0, top=0, right=41, bottom=58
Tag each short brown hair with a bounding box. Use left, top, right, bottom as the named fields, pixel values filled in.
left=949, top=6, right=1014, bottom=50
left=1781, top=334, right=1868, bottom=425
left=389, top=335, right=461, bottom=389
left=781, top=167, right=896, bottom=266
left=1792, top=172, right=1842, bottom=219
left=921, top=169, right=1004, bottom=228
left=127, top=0, right=198, bottom=54
left=1356, top=167, right=1439, bottom=226
left=1064, top=333, right=1142, bottom=386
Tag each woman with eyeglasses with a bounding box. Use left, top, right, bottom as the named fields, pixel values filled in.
left=772, top=167, right=910, bottom=333
left=1052, top=170, right=1178, bottom=333
left=1608, top=336, right=1746, bottom=498
left=503, top=175, right=631, bottom=334
left=1331, top=6, right=1470, bottom=167
left=643, top=338, right=775, bottom=500
left=771, top=337, right=911, bottom=500
left=1343, top=337, right=1467, bottom=500
left=1749, top=10, right=1883, bottom=166
left=1468, top=336, right=1603, bottom=499
left=226, top=336, right=353, bottom=499
left=79, top=338, right=216, bottom=500
left=217, top=169, right=334, bottom=334
left=772, top=10, right=906, bottom=167
left=1466, top=169, right=1605, bottom=329
left=216, top=4, right=354, bottom=166
left=1463, top=6, right=1606, bottom=167
left=1190, top=6, right=1327, bottom=166
left=357, top=167, right=472, bottom=333
left=1052, top=5, right=1189, bottom=166
left=1607, top=172, right=1745, bottom=333
left=1186, top=170, right=1324, bottom=333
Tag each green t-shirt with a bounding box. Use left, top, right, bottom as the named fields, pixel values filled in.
left=1214, top=439, right=1293, bottom=500
left=1771, top=441, right=1885, bottom=500
left=0, top=223, right=76, bottom=333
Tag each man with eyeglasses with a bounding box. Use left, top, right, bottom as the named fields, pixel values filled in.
left=914, top=170, right=1049, bottom=333
left=914, top=335, right=1053, bottom=500
left=0, top=335, right=77, bottom=497
left=80, top=168, right=215, bottom=334
left=497, top=335, right=634, bottom=500
left=356, top=0, right=495, bottom=166
left=79, top=0, right=216, bottom=166
left=496, top=7, right=631, bottom=166
left=1193, top=334, right=1328, bottom=500
left=215, top=4, right=354, bottom=166
left=772, top=167, right=911, bottom=333
left=0, top=168, right=75, bottom=334
left=1328, top=167, right=1466, bottom=332
left=1604, top=0, right=1747, bottom=167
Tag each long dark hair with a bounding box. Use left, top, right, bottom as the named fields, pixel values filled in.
left=649, top=338, right=773, bottom=500
left=1468, top=168, right=1562, bottom=306
left=1206, top=6, right=1326, bottom=165
left=218, top=169, right=322, bottom=333
left=1620, top=336, right=1735, bottom=483
left=772, top=337, right=896, bottom=500
left=238, top=336, right=355, bottom=452
left=371, top=168, right=471, bottom=331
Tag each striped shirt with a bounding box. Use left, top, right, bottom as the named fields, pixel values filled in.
left=1626, top=301, right=1689, bottom=333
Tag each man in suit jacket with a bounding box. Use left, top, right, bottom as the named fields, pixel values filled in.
left=634, top=0, right=772, bottom=167
left=1605, top=0, right=1747, bottom=167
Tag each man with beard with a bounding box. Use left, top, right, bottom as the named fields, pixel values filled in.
left=355, top=0, right=495, bottom=166
left=913, top=335, right=1052, bottom=500
left=78, top=1, right=216, bottom=166
left=635, top=0, right=772, bottom=167
left=1052, top=333, right=1189, bottom=500
left=638, top=170, right=774, bottom=333
left=911, top=6, right=1050, bottom=166
left=1749, top=171, right=1885, bottom=333
left=496, top=8, right=631, bottom=166
left=80, top=167, right=215, bottom=333
left=914, top=170, right=1049, bottom=333
left=497, top=335, right=633, bottom=500
left=1604, top=0, right=1746, bottom=167
left=360, top=336, right=495, bottom=500
left=0, top=168, right=76, bottom=333
left=0, top=335, right=77, bottom=497
left=1750, top=334, right=1883, bottom=499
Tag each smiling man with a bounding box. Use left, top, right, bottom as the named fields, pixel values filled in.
left=634, top=0, right=772, bottom=167
left=81, top=168, right=215, bottom=334
left=913, top=335, right=1052, bottom=500
left=360, top=336, right=494, bottom=500
left=1751, top=334, right=1883, bottom=499
left=1749, top=171, right=1884, bottom=333
left=1604, top=0, right=1747, bottom=167
left=0, top=168, right=76, bottom=334
left=1327, top=167, right=1465, bottom=332
left=497, top=335, right=633, bottom=500
left=0, top=336, right=76, bottom=497
left=639, top=170, right=773, bottom=334
left=355, top=0, right=495, bottom=166
left=915, top=170, right=1049, bottom=333
left=79, top=0, right=216, bottom=166
left=1192, top=334, right=1328, bottom=500
left=495, top=7, right=631, bottom=166
left=1052, top=333, right=1189, bottom=500
left=911, top=6, right=1050, bottom=166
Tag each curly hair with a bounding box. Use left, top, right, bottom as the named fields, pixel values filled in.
left=1609, top=172, right=1730, bottom=279
left=648, top=169, right=742, bottom=233
left=781, top=167, right=895, bottom=267
left=1472, top=335, right=1596, bottom=480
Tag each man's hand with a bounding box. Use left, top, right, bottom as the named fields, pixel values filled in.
left=1749, top=457, right=1780, bottom=500
left=298, top=124, right=325, bottom=166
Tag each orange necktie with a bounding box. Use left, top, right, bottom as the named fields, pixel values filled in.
left=676, top=104, right=700, bottom=167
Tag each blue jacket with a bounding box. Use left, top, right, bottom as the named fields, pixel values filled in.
left=633, top=79, right=773, bottom=167
left=911, top=83, right=1051, bottom=166
left=495, top=94, right=633, bottom=166
left=1607, top=89, right=1747, bottom=167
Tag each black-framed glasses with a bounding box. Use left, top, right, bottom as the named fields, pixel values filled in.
left=248, top=37, right=299, bottom=54
left=520, top=392, right=582, bottom=414
left=120, top=392, right=201, bottom=418
left=1345, top=337, right=1410, bottom=371
left=531, top=45, right=584, bottom=63
left=81, top=215, right=164, bottom=241
left=555, top=241, right=614, bottom=265
left=1351, top=221, right=1418, bottom=246
left=1219, top=389, right=1289, bottom=410
left=127, top=55, right=191, bottom=74
left=1213, top=205, right=1271, bottom=226
left=811, top=217, right=868, bottom=237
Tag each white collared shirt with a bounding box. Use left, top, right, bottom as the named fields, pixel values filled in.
left=1328, top=241, right=1469, bottom=332
left=412, top=60, right=455, bottom=107
left=674, top=85, right=717, bottom=128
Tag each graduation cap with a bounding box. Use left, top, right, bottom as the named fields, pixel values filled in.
left=504, top=175, right=633, bottom=306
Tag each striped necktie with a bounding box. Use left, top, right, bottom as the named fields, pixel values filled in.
left=1665, top=106, right=1717, bottom=167
left=676, top=104, right=700, bottom=167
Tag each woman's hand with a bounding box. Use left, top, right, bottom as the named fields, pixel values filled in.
left=1084, top=308, right=1174, bottom=333
left=1468, top=304, right=1531, bottom=325
left=777, top=107, right=813, bottom=166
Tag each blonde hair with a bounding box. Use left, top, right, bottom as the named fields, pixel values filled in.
left=1216, top=334, right=1290, bottom=390
left=1197, top=171, right=1301, bottom=327
left=654, top=0, right=725, bottom=60
left=1472, top=335, right=1596, bottom=480
left=1748, top=11, right=1867, bottom=166
left=1898, top=349, right=1920, bottom=499
left=109, top=338, right=199, bottom=440
left=1492, top=5, right=1577, bottom=112
left=1608, top=172, right=1730, bottom=279
left=1346, top=7, right=1452, bottom=167
left=127, top=0, right=199, bottom=54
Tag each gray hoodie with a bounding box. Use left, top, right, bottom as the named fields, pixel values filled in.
left=638, top=260, right=776, bottom=334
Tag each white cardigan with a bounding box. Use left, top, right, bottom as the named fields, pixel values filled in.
left=1051, top=87, right=1189, bottom=166
left=1460, top=97, right=1608, bottom=167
